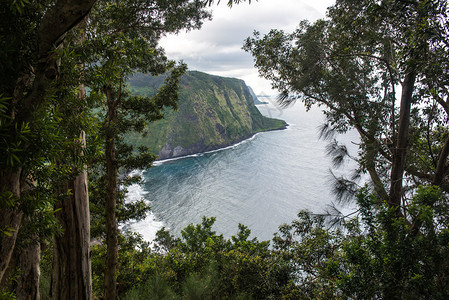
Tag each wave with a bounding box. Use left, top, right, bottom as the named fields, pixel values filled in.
left=125, top=170, right=164, bottom=242
left=153, top=130, right=279, bottom=166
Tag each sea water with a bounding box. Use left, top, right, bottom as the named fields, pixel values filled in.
left=127, top=99, right=359, bottom=242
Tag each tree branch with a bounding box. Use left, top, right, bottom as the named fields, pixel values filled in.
left=433, top=134, right=449, bottom=186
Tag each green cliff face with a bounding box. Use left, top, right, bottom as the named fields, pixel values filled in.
left=128, top=71, right=287, bottom=160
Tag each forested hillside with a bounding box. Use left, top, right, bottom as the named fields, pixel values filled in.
left=127, top=71, right=286, bottom=159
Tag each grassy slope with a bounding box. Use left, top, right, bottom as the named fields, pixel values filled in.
left=127, top=71, right=286, bottom=159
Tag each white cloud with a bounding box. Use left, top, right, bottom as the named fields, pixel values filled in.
left=160, top=0, right=335, bottom=94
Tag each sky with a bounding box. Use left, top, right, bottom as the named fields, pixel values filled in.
left=160, top=0, right=335, bottom=95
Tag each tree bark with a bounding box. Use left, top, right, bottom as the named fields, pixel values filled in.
left=51, top=149, right=92, bottom=300
left=51, top=17, right=92, bottom=297
left=0, top=0, right=96, bottom=284
left=104, top=86, right=119, bottom=300
left=15, top=239, right=41, bottom=300
left=433, top=135, right=449, bottom=186
left=0, top=237, right=40, bottom=300
left=389, top=70, right=416, bottom=213
left=0, top=175, right=40, bottom=299
left=0, top=170, right=24, bottom=284
left=364, top=141, right=389, bottom=201
left=383, top=69, right=416, bottom=300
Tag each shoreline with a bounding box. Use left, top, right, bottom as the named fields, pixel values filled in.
left=153, top=124, right=288, bottom=166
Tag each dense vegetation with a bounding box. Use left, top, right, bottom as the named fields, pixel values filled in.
left=0, top=0, right=247, bottom=298
left=1, top=0, right=448, bottom=299
left=103, top=186, right=449, bottom=299
left=127, top=71, right=286, bottom=159
left=243, top=0, right=449, bottom=298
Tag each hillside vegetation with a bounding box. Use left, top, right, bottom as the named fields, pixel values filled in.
left=128, top=71, right=287, bottom=159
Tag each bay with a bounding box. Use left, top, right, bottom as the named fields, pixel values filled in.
left=129, top=99, right=359, bottom=242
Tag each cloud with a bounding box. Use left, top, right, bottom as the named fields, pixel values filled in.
left=160, top=0, right=335, bottom=94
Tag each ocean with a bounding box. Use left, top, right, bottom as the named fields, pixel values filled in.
left=127, top=99, right=359, bottom=242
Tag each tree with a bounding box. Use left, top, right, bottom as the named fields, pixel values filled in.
left=82, top=1, right=213, bottom=298
left=0, top=0, right=250, bottom=297
left=244, top=0, right=449, bottom=297
left=245, top=0, right=449, bottom=298
left=0, top=0, right=96, bottom=289
left=83, top=0, right=257, bottom=297
left=245, top=0, right=448, bottom=211
left=269, top=186, right=449, bottom=299
left=47, top=17, right=97, bottom=299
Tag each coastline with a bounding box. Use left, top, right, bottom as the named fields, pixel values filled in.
left=153, top=123, right=288, bottom=165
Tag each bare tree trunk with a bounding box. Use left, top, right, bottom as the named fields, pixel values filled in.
left=51, top=150, right=92, bottom=300
left=15, top=239, right=41, bottom=300
left=389, top=70, right=416, bottom=213
left=104, top=86, right=119, bottom=300
left=433, top=135, right=449, bottom=186
left=0, top=210, right=23, bottom=284
left=51, top=18, right=92, bottom=295
left=385, top=70, right=416, bottom=300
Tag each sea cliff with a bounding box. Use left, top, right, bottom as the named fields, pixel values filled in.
left=128, top=71, right=287, bottom=160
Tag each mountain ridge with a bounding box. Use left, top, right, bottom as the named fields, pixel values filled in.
left=128, top=71, right=287, bottom=160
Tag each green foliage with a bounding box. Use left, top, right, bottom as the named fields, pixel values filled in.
left=119, top=217, right=287, bottom=299
left=114, top=185, right=449, bottom=299
left=0, top=290, right=16, bottom=300
left=127, top=71, right=287, bottom=159
left=243, top=5, right=449, bottom=298
left=336, top=186, right=449, bottom=299
left=110, top=1, right=449, bottom=298
left=39, top=240, right=54, bottom=300
left=91, top=231, right=154, bottom=297
left=244, top=0, right=449, bottom=204
left=83, top=2, right=214, bottom=297
left=124, top=274, right=177, bottom=300
left=182, top=270, right=217, bottom=300
left=3, top=1, right=448, bottom=299
left=0, top=268, right=20, bottom=300
left=1, top=0, right=255, bottom=297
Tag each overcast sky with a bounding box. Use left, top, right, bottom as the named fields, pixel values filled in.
left=160, top=0, right=335, bottom=94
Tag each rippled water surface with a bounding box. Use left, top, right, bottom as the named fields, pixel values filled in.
left=129, top=100, right=359, bottom=241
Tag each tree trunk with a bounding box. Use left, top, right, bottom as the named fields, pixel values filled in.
left=19, top=0, right=96, bottom=125
left=433, top=135, right=449, bottom=186
left=1, top=176, right=40, bottom=299
left=51, top=22, right=92, bottom=295
left=104, top=86, right=119, bottom=300
left=15, top=239, right=41, bottom=300
left=0, top=0, right=96, bottom=285
left=0, top=238, right=40, bottom=300
left=51, top=132, right=92, bottom=300
left=0, top=170, right=24, bottom=284
left=389, top=70, right=416, bottom=213
left=384, top=70, right=416, bottom=300
left=0, top=209, right=23, bottom=284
